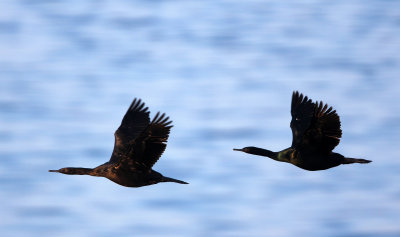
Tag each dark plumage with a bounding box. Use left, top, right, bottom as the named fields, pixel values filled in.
left=234, top=91, right=371, bottom=171
left=49, top=98, right=188, bottom=187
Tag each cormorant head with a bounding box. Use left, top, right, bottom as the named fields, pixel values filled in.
left=49, top=168, right=70, bottom=174
left=233, top=147, right=256, bottom=153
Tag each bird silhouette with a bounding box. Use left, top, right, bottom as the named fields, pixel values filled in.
left=49, top=98, right=188, bottom=187
left=234, top=91, right=371, bottom=171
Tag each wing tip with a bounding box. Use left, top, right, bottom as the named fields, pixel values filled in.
left=129, top=98, right=149, bottom=114
left=292, top=90, right=313, bottom=104
left=151, top=111, right=173, bottom=127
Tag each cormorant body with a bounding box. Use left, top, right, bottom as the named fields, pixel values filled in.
left=234, top=91, right=371, bottom=171
left=49, top=99, right=188, bottom=187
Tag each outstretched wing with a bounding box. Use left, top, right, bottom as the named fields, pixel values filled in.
left=306, top=101, right=342, bottom=153
left=116, top=111, right=173, bottom=171
left=290, top=91, right=316, bottom=148
left=290, top=91, right=342, bottom=153
left=109, top=98, right=150, bottom=163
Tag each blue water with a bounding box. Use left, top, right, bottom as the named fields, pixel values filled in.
left=1, top=0, right=400, bottom=236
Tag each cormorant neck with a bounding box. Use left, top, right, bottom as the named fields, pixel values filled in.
left=246, top=147, right=278, bottom=159
left=50, top=167, right=94, bottom=175
left=69, top=168, right=94, bottom=175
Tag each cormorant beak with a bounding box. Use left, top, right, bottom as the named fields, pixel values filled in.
left=49, top=169, right=60, bottom=173
left=233, top=148, right=243, bottom=151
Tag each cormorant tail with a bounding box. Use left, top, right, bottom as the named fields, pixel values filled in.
left=161, top=176, right=188, bottom=184
left=343, top=158, right=372, bottom=164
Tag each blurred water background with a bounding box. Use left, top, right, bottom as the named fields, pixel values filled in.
left=1, top=0, right=400, bottom=236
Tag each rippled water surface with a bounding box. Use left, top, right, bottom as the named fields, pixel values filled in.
left=1, top=0, right=400, bottom=236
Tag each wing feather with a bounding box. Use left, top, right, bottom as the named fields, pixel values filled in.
left=290, top=91, right=316, bottom=148
left=116, top=111, right=173, bottom=171
left=109, top=98, right=150, bottom=163
left=290, top=91, right=342, bottom=153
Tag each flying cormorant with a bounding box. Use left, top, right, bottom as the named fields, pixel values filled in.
left=233, top=91, right=371, bottom=171
left=49, top=98, right=188, bottom=187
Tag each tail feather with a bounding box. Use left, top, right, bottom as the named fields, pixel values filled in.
left=343, top=158, right=372, bottom=164
left=161, top=176, right=188, bottom=184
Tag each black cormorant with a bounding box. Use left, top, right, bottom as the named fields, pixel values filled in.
left=233, top=91, right=371, bottom=171
left=49, top=98, right=188, bottom=187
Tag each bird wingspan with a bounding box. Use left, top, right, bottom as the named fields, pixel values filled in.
left=109, top=98, right=150, bottom=163
left=116, top=111, right=173, bottom=171
left=290, top=91, right=342, bottom=153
